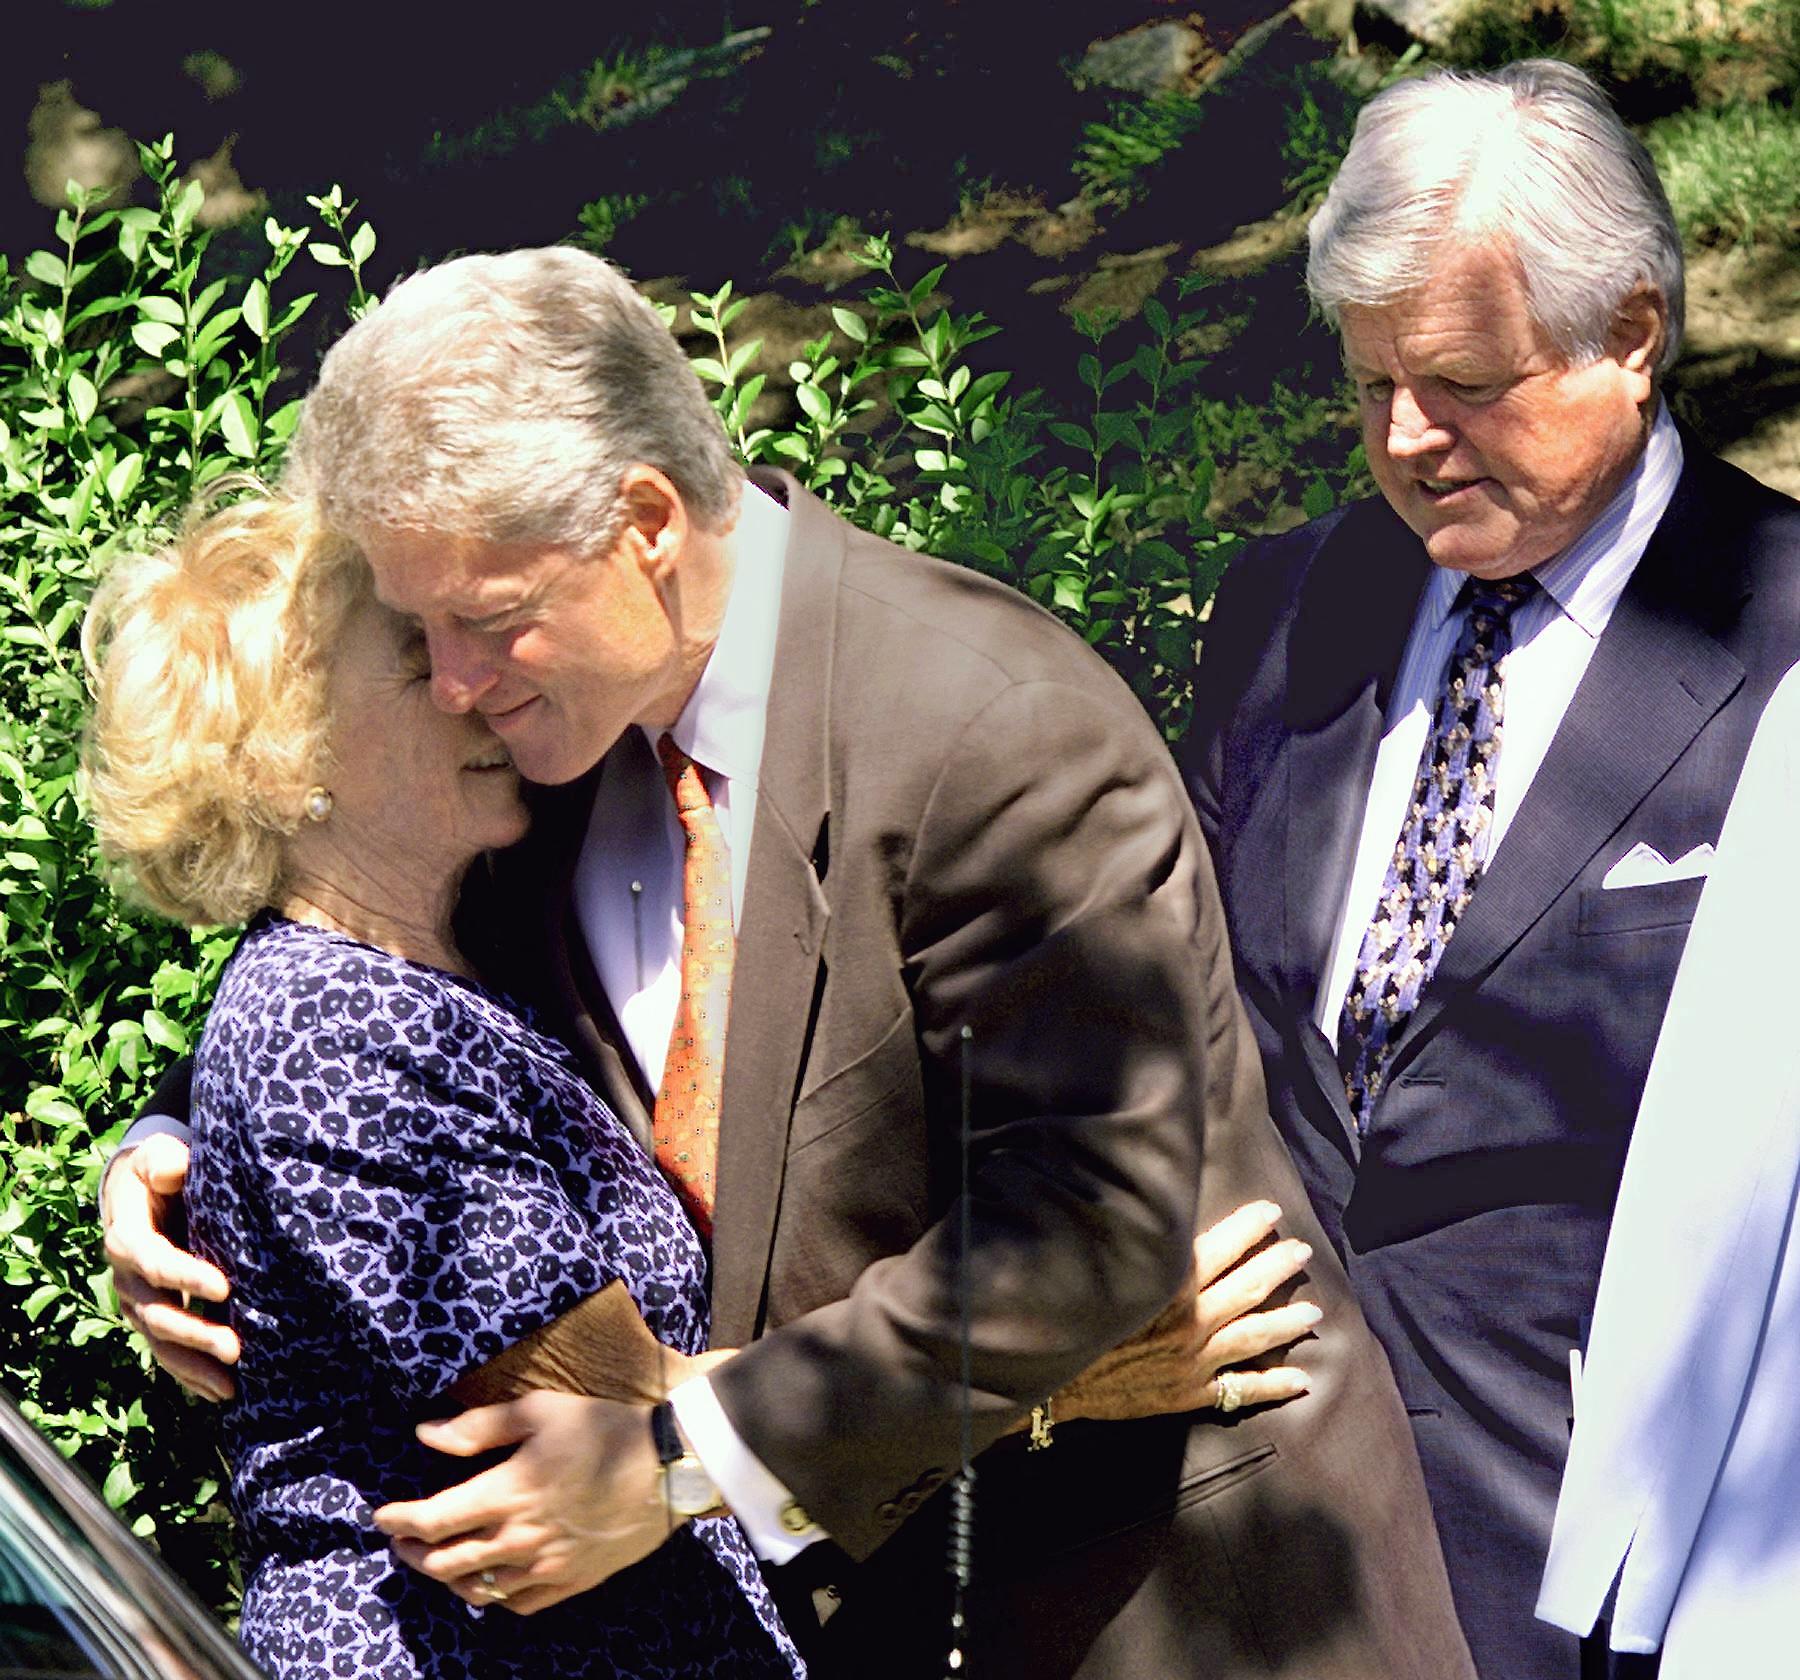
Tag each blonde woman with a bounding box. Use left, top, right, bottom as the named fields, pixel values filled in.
left=84, top=495, right=803, bottom=1680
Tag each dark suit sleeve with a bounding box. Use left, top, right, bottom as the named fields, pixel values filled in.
left=709, top=675, right=1212, bottom=1557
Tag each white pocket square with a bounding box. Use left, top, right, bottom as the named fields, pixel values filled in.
left=1601, top=842, right=1715, bottom=890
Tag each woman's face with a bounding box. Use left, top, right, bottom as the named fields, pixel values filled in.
left=318, top=593, right=530, bottom=885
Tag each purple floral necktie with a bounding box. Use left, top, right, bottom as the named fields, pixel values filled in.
left=1338, top=576, right=1537, bottom=1133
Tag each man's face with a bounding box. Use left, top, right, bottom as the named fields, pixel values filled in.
left=360, top=526, right=681, bottom=787
left=1340, top=241, right=1659, bottom=577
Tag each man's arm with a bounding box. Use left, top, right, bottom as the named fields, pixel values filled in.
left=711, top=675, right=1216, bottom=1556
left=101, top=1058, right=239, bottom=1401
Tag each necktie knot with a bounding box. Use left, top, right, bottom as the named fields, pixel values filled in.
left=1460, top=574, right=1538, bottom=629
left=656, top=734, right=712, bottom=819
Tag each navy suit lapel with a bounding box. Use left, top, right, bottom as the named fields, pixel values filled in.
left=1389, top=455, right=1747, bottom=1073
left=1274, top=499, right=1431, bottom=1149
left=1279, top=501, right=1432, bottom=1011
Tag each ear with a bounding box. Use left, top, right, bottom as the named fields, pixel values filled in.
left=1608, top=285, right=1666, bottom=400
left=614, top=465, right=687, bottom=584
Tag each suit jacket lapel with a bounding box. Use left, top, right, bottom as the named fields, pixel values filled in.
left=1273, top=501, right=1431, bottom=1150
left=1281, top=499, right=1432, bottom=1000
left=709, top=469, right=835, bottom=1347
left=1392, top=453, right=1747, bottom=1067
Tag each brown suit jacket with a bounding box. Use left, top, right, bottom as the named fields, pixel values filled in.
left=476, top=471, right=1473, bottom=1679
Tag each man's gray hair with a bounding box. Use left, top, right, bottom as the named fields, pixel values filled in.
left=1307, top=59, right=1685, bottom=374
left=284, top=247, right=742, bottom=555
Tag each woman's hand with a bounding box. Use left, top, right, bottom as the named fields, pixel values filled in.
left=1053, top=1200, right=1318, bottom=1423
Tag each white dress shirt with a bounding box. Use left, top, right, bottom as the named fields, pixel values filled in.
left=1314, top=404, right=1684, bottom=1039
left=570, top=482, right=825, bottom=1562
left=1537, top=658, right=1800, bottom=1671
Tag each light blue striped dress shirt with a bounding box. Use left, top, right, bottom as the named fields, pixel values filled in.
left=1314, top=403, right=1686, bottom=1041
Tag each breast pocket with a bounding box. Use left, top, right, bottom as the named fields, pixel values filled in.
left=1577, top=875, right=1705, bottom=936
left=791, top=1009, right=921, bottom=1152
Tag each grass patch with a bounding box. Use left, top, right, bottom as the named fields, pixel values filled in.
left=1645, top=99, right=1800, bottom=249
left=1443, top=0, right=1800, bottom=104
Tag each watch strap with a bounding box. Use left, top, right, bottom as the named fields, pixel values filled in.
left=650, top=1398, right=684, bottom=1466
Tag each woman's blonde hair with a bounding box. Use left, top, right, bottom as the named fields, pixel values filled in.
left=82, top=491, right=369, bottom=926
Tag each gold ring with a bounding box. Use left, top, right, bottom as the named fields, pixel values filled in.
left=478, top=1569, right=509, bottom=1603
left=1214, top=1371, right=1245, bottom=1414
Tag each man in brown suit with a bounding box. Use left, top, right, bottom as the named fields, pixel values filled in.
left=103, top=248, right=1470, bottom=1677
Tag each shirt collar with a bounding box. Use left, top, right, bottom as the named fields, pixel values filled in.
left=643, top=481, right=788, bottom=787
left=1421, top=400, right=1683, bottom=639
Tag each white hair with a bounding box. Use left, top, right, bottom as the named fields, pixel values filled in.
left=1307, top=59, right=1684, bottom=374
left=283, top=247, right=742, bottom=555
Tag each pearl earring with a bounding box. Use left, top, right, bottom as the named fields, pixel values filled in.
left=303, top=786, right=334, bottom=823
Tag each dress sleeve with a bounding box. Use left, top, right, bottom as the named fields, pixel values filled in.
left=227, top=979, right=641, bottom=1407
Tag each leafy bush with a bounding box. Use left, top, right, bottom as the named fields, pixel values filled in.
left=0, top=139, right=377, bottom=1615
left=0, top=142, right=1355, bottom=1617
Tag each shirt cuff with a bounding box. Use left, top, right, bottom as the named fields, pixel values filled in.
left=100, top=1115, right=194, bottom=1211
left=669, top=1373, right=825, bottom=1563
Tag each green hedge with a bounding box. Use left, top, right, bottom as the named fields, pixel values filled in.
left=0, top=138, right=1344, bottom=1615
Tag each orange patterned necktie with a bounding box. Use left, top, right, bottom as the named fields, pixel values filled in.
left=652, top=734, right=733, bottom=1239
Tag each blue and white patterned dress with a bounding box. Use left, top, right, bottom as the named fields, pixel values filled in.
left=187, top=914, right=802, bottom=1680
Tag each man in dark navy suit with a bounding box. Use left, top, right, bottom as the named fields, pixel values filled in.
left=1183, top=58, right=1800, bottom=1680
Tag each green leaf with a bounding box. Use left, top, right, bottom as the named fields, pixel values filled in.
left=101, top=1461, right=136, bottom=1511
left=1301, top=477, right=1336, bottom=520
left=794, top=383, right=829, bottom=423
left=130, top=321, right=181, bottom=358
left=242, top=278, right=269, bottom=338
left=688, top=357, right=727, bottom=384
left=908, top=264, right=947, bottom=309
left=105, top=453, right=144, bottom=504
left=1143, top=297, right=1171, bottom=339
left=24, top=251, right=66, bottom=288
left=727, top=338, right=763, bottom=380
left=21, top=1283, right=60, bottom=1322
left=914, top=448, right=949, bottom=473
left=308, top=243, right=349, bottom=268
left=1048, top=422, right=1094, bottom=453
left=830, top=306, right=869, bottom=344
left=67, top=373, right=97, bottom=427
left=141, top=1009, right=187, bottom=1053
left=730, top=374, right=766, bottom=429
left=349, top=221, right=377, bottom=266
left=136, top=295, right=184, bottom=326
left=219, top=391, right=259, bottom=460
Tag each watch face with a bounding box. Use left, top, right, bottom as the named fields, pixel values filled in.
left=667, top=1459, right=718, bottom=1518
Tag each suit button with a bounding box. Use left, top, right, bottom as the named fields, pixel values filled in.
left=778, top=1500, right=813, bottom=1535
left=876, top=1501, right=901, bottom=1524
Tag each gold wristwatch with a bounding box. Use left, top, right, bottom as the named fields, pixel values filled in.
left=650, top=1400, right=726, bottom=1520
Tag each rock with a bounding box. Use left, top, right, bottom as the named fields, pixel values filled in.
left=24, top=81, right=137, bottom=210
left=186, top=139, right=263, bottom=230
left=1352, top=0, right=1478, bottom=47
left=1077, top=22, right=1212, bottom=97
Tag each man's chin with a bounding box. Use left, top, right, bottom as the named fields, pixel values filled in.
left=510, top=733, right=621, bottom=789
left=1421, top=525, right=1535, bottom=580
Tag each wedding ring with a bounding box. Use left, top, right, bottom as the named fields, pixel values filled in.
left=478, top=1569, right=509, bottom=1603
left=1214, top=1371, right=1245, bottom=1414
